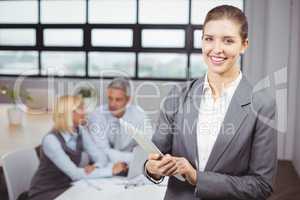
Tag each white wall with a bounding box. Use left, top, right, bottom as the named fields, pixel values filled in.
left=244, top=0, right=300, bottom=172
left=244, top=0, right=298, bottom=161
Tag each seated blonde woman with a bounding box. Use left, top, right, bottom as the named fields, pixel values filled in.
left=28, top=96, right=114, bottom=200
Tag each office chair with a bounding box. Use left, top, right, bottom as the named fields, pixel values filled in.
left=1, top=148, right=39, bottom=200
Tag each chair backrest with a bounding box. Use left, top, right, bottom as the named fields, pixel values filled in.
left=1, top=148, right=39, bottom=200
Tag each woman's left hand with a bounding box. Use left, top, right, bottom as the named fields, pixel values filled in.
left=175, top=157, right=197, bottom=186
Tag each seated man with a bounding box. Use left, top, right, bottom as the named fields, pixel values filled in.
left=88, top=77, right=152, bottom=176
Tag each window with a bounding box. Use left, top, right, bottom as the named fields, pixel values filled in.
left=0, top=29, right=36, bottom=46
left=43, top=29, right=84, bottom=47
left=189, top=54, right=207, bottom=78
left=41, top=52, right=85, bottom=76
left=0, top=1, right=38, bottom=23
left=0, top=51, right=38, bottom=75
left=142, top=29, right=185, bottom=48
left=139, top=0, right=189, bottom=24
left=89, top=52, right=135, bottom=77
left=139, top=53, right=187, bottom=78
left=89, top=0, right=137, bottom=24
left=0, top=0, right=244, bottom=80
left=191, top=0, right=243, bottom=24
left=91, top=29, right=133, bottom=47
left=193, top=30, right=203, bottom=49
left=41, top=0, right=86, bottom=24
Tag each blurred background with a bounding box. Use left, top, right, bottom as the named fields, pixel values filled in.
left=0, top=0, right=300, bottom=199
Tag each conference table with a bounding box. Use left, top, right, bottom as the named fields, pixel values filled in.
left=0, top=104, right=52, bottom=164
left=55, top=177, right=167, bottom=200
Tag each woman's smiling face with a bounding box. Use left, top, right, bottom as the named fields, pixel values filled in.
left=202, top=19, right=248, bottom=76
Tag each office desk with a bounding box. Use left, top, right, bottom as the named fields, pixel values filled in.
left=55, top=177, right=167, bottom=200
left=0, top=104, right=52, bottom=161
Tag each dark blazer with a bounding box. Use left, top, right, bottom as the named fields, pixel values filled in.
left=152, top=76, right=277, bottom=200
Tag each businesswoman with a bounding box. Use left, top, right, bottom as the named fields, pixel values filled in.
left=28, top=95, right=115, bottom=200
left=145, top=5, right=277, bottom=200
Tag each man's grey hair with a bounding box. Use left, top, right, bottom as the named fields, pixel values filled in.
left=107, top=77, right=131, bottom=96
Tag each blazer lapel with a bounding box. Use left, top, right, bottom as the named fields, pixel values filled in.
left=184, top=78, right=204, bottom=169
left=204, top=77, right=252, bottom=171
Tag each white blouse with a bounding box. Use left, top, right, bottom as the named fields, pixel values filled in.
left=197, top=72, right=242, bottom=171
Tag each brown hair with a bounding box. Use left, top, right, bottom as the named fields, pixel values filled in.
left=203, top=5, right=248, bottom=42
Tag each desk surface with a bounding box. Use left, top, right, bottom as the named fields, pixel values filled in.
left=0, top=104, right=52, bottom=159
left=55, top=177, right=167, bottom=200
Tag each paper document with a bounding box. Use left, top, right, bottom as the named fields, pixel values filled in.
left=120, top=119, right=185, bottom=182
